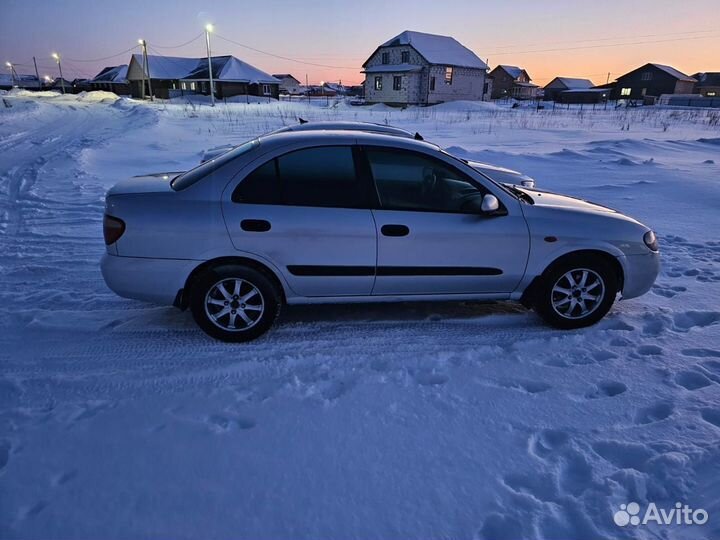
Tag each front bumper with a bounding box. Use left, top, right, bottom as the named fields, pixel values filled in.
left=101, top=253, right=197, bottom=305
left=619, top=251, right=660, bottom=300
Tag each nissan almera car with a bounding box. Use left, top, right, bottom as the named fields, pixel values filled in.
left=101, top=129, right=660, bottom=342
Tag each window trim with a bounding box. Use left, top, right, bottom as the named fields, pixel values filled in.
left=381, top=52, right=389, bottom=65
left=401, top=51, right=410, bottom=64
left=393, top=76, right=402, bottom=91
left=358, top=145, right=503, bottom=215
left=374, top=76, right=383, bottom=91
left=231, top=145, right=377, bottom=209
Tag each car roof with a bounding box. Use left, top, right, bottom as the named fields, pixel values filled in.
left=256, top=129, right=440, bottom=151
left=278, top=121, right=415, bottom=138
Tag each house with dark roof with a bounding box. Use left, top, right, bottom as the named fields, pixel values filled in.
left=610, top=63, right=696, bottom=101
left=542, top=77, right=594, bottom=101
left=362, top=30, right=489, bottom=105
left=89, top=65, right=130, bottom=95
left=488, top=65, right=537, bottom=100
left=692, top=72, right=720, bottom=97
left=126, top=54, right=280, bottom=100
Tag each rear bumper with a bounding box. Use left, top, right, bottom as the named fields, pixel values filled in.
left=101, top=253, right=196, bottom=305
left=619, top=251, right=660, bottom=300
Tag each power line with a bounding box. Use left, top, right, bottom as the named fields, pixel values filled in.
left=489, top=33, right=720, bottom=56
left=153, top=33, right=204, bottom=49
left=486, top=28, right=716, bottom=52
left=214, top=33, right=359, bottom=70
left=65, top=44, right=140, bottom=63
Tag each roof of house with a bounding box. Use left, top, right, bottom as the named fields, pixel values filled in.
left=547, top=77, right=594, bottom=89
left=371, top=30, right=487, bottom=69
left=617, top=63, right=696, bottom=83
left=129, top=54, right=278, bottom=84
left=692, top=72, right=720, bottom=86
left=496, top=65, right=525, bottom=79
left=272, top=74, right=300, bottom=82
left=90, top=64, right=128, bottom=84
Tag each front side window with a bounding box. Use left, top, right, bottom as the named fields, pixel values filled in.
left=234, top=146, right=368, bottom=208
left=365, top=148, right=487, bottom=213
left=393, top=76, right=402, bottom=91
left=445, top=66, right=453, bottom=85
left=382, top=52, right=389, bottom=65
left=401, top=51, right=410, bottom=63
left=374, top=76, right=383, bottom=91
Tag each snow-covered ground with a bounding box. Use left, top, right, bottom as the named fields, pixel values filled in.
left=1, top=92, right=719, bottom=540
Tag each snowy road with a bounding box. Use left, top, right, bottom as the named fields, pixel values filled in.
left=1, top=94, right=719, bottom=539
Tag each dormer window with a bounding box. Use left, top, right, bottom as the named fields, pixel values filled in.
left=382, top=52, right=389, bottom=65
left=401, top=51, right=409, bottom=63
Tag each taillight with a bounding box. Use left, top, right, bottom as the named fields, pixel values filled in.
left=103, top=214, right=126, bottom=245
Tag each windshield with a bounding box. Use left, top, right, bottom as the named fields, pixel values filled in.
left=172, top=139, right=260, bottom=191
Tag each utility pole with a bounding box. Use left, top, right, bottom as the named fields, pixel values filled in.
left=52, top=53, right=65, bottom=94
left=32, top=57, right=40, bottom=83
left=306, top=73, right=309, bottom=104
left=205, top=24, right=215, bottom=107
left=606, top=72, right=611, bottom=84
left=138, top=39, right=153, bottom=101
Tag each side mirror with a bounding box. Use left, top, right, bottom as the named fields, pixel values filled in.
left=481, top=194, right=500, bottom=213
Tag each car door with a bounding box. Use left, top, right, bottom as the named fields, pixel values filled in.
left=364, top=146, right=530, bottom=295
left=222, top=145, right=377, bottom=297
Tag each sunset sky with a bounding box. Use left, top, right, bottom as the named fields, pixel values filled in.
left=1, top=0, right=718, bottom=86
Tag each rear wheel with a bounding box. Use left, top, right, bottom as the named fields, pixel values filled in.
left=190, top=265, right=281, bottom=342
left=534, top=255, right=618, bottom=329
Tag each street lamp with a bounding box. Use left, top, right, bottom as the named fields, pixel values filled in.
left=205, top=23, right=215, bottom=107
left=51, top=52, right=66, bottom=94
left=5, top=61, right=17, bottom=87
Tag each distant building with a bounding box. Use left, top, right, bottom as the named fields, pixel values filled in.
left=89, top=65, right=130, bottom=95
left=0, top=73, right=41, bottom=91
left=362, top=30, right=489, bottom=106
left=489, top=65, right=538, bottom=99
left=272, top=74, right=302, bottom=95
left=543, top=77, right=594, bottom=101
left=610, top=63, right=696, bottom=101
left=692, top=72, right=720, bottom=97
left=323, top=81, right=346, bottom=95
left=126, top=54, right=280, bottom=100
left=72, top=79, right=93, bottom=93
left=556, top=88, right=609, bottom=104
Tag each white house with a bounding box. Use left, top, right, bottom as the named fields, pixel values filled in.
left=362, top=30, right=489, bottom=106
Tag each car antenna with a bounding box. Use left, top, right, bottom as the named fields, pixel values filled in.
left=414, top=132, right=424, bottom=141
left=298, top=117, right=308, bottom=124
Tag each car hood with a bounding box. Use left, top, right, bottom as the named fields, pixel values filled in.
left=107, top=172, right=184, bottom=196
left=515, top=187, right=619, bottom=213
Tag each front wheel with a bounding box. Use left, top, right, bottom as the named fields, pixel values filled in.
left=190, top=265, right=281, bottom=342
left=534, top=255, right=618, bottom=329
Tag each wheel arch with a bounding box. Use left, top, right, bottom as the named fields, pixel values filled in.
left=174, top=256, right=287, bottom=310
left=520, top=249, right=624, bottom=308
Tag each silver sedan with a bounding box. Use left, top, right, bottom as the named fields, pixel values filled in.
left=101, top=130, right=660, bottom=341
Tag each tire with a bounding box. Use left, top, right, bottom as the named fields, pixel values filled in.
left=190, top=265, right=281, bottom=342
left=533, top=254, right=618, bottom=329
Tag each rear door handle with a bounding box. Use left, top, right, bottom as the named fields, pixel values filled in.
left=241, top=219, right=271, bottom=232
left=381, top=224, right=410, bottom=237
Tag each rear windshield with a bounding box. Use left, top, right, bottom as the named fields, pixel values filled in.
left=171, top=139, right=260, bottom=191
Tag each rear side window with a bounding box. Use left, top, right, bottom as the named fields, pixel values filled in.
left=172, top=139, right=259, bottom=191
left=233, top=146, right=369, bottom=208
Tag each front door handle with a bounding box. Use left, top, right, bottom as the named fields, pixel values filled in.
left=381, top=224, right=410, bottom=237
left=241, top=219, right=271, bottom=232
